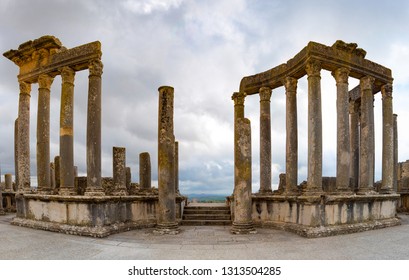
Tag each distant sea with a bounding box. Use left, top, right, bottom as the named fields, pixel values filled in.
left=184, top=193, right=230, bottom=203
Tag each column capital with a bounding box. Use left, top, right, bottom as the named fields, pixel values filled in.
left=305, top=59, right=321, bottom=77
left=19, top=81, right=31, bottom=96
left=158, top=85, right=174, bottom=95
left=284, top=76, right=298, bottom=93
left=332, top=67, right=350, bottom=84
left=232, top=92, right=246, bottom=106
left=381, top=83, right=393, bottom=99
left=89, top=59, right=103, bottom=77
left=60, top=66, right=75, bottom=84
left=259, top=87, right=272, bottom=102
left=38, top=74, right=54, bottom=89
left=360, top=76, right=375, bottom=91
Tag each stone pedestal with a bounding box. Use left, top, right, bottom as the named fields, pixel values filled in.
left=139, top=152, right=151, bottom=189
left=284, top=77, right=298, bottom=194
left=113, top=147, right=127, bottom=195
left=231, top=118, right=256, bottom=234
left=305, top=60, right=323, bottom=194
left=259, top=87, right=272, bottom=193
left=17, top=82, right=31, bottom=192
left=155, top=86, right=179, bottom=234
left=381, top=84, right=394, bottom=194
left=85, top=60, right=104, bottom=196
left=59, top=66, right=76, bottom=196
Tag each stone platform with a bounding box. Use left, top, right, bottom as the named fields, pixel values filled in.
left=12, top=193, right=186, bottom=237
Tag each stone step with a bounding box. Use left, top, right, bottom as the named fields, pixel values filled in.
left=180, top=220, right=232, bottom=226
left=183, top=214, right=231, bottom=220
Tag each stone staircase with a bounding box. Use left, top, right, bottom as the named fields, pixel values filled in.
left=181, top=203, right=232, bottom=226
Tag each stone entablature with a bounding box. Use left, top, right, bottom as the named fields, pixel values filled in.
left=240, top=40, right=392, bottom=95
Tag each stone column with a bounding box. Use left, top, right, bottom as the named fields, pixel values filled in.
left=155, top=86, right=179, bottom=234
left=232, top=92, right=246, bottom=191
left=358, top=76, right=375, bottom=194
left=50, top=163, right=56, bottom=191
left=393, top=114, right=398, bottom=192
left=349, top=100, right=360, bottom=192
left=85, top=59, right=104, bottom=196
left=113, top=147, right=127, bottom=195
left=0, top=185, right=4, bottom=215
left=231, top=118, right=256, bottom=234
left=59, top=66, right=76, bottom=195
left=139, top=152, right=151, bottom=189
left=14, top=118, right=19, bottom=190
left=74, top=166, right=78, bottom=178
left=36, top=74, right=54, bottom=193
left=305, top=60, right=322, bottom=194
left=259, top=87, right=272, bottom=193
left=333, top=68, right=351, bottom=192
left=5, top=174, right=13, bottom=191
left=381, top=84, right=394, bottom=193
left=175, top=141, right=180, bottom=194
left=126, top=167, right=131, bottom=191
left=54, top=156, right=61, bottom=190
left=17, top=81, right=31, bottom=192
left=284, top=77, right=298, bottom=194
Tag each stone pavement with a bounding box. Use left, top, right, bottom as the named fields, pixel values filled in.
left=0, top=213, right=409, bottom=260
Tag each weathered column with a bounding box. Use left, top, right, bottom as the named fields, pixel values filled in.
left=126, top=167, right=131, bottom=191
left=284, top=77, right=298, bottom=194
left=17, top=81, right=31, bottom=192
left=393, top=114, right=398, bottom=192
left=358, top=76, right=376, bottom=194
left=14, top=118, right=19, bottom=190
left=5, top=174, right=13, bottom=191
left=74, top=166, right=78, bottom=178
left=113, top=147, right=127, bottom=195
left=50, top=163, right=56, bottom=191
left=381, top=84, right=394, bottom=193
left=0, top=185, right=4, bottom=215
left=139, top=152, right=151, bottom=189
left=349, top=100, right=360, bottom=192
left=37, top=74, right=54, bottom=193
left=333, top=68, right=351, bottom=192
left=231, top=118, right=256, bottom=234
left=175, top=141, right=180, bottom=194
left=85, top=59, right=104, bottom=196
left=155, top=86, right=179, bottom=234
left=54, top=156, right=61, bottom=190
left=259, top=87, right=272, bottom=193
left=59, top=66, right=76, bottom=195
left=305, top=60, right=323, bottom=194
left=232, top=92, right=246, bottom=191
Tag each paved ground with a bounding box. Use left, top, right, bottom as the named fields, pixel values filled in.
left=1, top=213, right=409, bottom=259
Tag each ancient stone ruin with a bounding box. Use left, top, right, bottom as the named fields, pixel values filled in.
left=0, top=36, right=403, bottom=238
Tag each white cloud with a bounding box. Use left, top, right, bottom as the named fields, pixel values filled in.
left=122, top=0, right=183, bottom=14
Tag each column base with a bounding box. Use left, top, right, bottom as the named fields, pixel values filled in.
left=379, top=188, right=395, bottom=194
left=258, top=189, right=272, bottom=194
left=59, top=187, right=77, bottom=196
left=357, top=188, right=377, bottom=195
left=231, top=222, right=257, bottom=234
left=154, top=222, right=180, bottom=235
left=84, top=190, right=105, bottom=196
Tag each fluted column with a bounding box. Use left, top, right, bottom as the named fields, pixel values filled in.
left=333, top=68, right=351, bottom=193
left=305, top=60, right=322, bottom=194
left=59, top=66, right=76, bottom=195
left=85, top=59, right=104, bottom=196
left=17, top=82, right=31, bottom=192
left=349, top=100, right=360, bottom=192
left=393, top=114, right=398, bottom=192
left=259, top=87, right=272, bottom=193
left=381, top=84, right=394, bottom=193
left=156, top=86, right=179, bottom=234
left=284, top=77, right=298, bottom=193
left=358, top=76, right=375, bottom=194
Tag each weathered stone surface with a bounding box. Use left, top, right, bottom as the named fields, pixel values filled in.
left=259, top=87, right=272, bottom=193
left=14, top=118, right=19, bottom=189
left=349, top=100, right=360, bottom=192
left=139, top=152, right=151, bottom=190
left=113, top=147, right=127, bottom=196
left=381, top=84, right=394, bottom=194
left=393, top=114, right=398, bottom=192
left=175, top=141, right=180, bottom=194
left=17, top=82, right=31, bottom=192
left=54, top=156, right=61, bottom=191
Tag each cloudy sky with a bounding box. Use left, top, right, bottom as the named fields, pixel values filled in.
left=0, top=0, right=408, bottom=195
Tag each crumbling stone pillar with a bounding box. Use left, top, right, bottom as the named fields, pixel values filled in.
left=175, top=141, right=180, bottom=194
left=333, top=68, right=351, bottom=192
left=126, top=167, right=131, bottom=190
left=85, top=59, right=104, bottom=196
left=59, top=66, right=76, bottom=195
left=231, top=118, right=256, bottom=234
left=50, top=163, right=56, bottom=191
left=393, top=114, right=398, bottom=192
left=139, top=152, right=151, bottom=189
left=359, top=76, right=375, bottom=194
left=156, top=86, right=179, bottom=234
left=305, top=60, right=322, bottom=194
left=5, top=174, right=13, bottom=191
left=54, top=156, right=61, bottom=190
left=259, top=87, right=272, bottom=193
left=284, top=77, right=298, bottom=193
left=113, top=147, right=127, bottom=195
left=14, top=118, right=18, bottom=189
left=37, top=74, right=54, bottom=194
left=17, top=81, right=31, bottom=192
left=381, top=84, right=394, bottom=193
left=349, top=100, right=360, bottom=192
